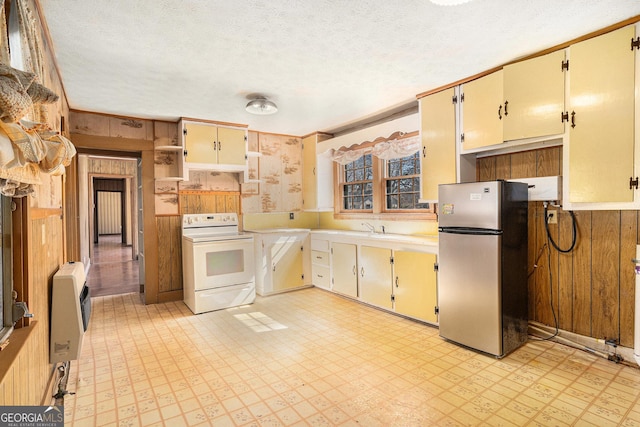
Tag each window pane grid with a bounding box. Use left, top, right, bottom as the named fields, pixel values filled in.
left=384, top=152, right=429, bottom=210
left=341, top=154, right=373, bottom=211
left=339, top=151, right=432, bottom=213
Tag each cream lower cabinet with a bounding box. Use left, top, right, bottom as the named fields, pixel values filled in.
left=272, top=238, right=304, bottom=292
left=331, top=242, right=358, bottom=298
left=394, top=251, right=438, bottom=323
left=317, top=231, right=439, bottom=324
left=252, top=231, right=310, bottom=296
left=310, top=238, right=331, bottom=290
left=419, top=88, right=457, bottom=202
left=359, top=246, right=393, bottom=309
left=567, top=24, right=636, bottom=205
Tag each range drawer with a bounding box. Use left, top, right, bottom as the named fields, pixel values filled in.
left=312, top=265, right=331, bottom=289
left=311, top=250, right=330, bottom=266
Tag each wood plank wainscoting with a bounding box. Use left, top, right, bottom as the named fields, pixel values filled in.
left=477, top=146, right=636, bottom=348
left=0, top=208, right=65, bottom=405
left=155, top=191, right=241, bottom=302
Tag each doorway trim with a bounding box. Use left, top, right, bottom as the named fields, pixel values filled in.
left=67, top=133, right=158, bottom=304
left=91, top=175, right=136, bottom=258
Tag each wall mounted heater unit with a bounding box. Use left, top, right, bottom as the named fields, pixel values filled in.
left=50, top=262, right=91, bottom=364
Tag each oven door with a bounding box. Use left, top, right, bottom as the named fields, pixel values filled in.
left=190, top=238, right=255, bottom=290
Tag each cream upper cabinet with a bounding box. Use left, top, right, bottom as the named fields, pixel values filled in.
left=359, top=246, right=393, bottom=310
left=180, top=120, right=247, bottom=173
left=567, top=25, right=636, bottom=204
left=461, top=70, right=504, bottom=150
left=302, top=133, right=333, bottom=211
left=419, top=88, right=457, bottom=201
left=503, top=50, right=566, bottom=141
left=331, top=242, right=358, bottom=298
left=393, top=251, right=437, bottom=324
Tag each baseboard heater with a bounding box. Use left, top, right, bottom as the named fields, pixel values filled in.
left=50, top=262, right=91, bottom=364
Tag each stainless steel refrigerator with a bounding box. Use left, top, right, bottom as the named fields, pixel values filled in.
left=438, top=180, right=528, bottom=357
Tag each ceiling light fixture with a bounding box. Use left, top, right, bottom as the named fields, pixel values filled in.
left=430, top=0, right=473, bottom=5
left=245, top=96, right=278, bottom=115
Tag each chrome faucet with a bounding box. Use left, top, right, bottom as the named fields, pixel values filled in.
left=362, top=222, right=376, bottom=233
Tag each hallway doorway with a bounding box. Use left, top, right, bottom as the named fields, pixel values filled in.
left=81, top=155, right=142, bottom=297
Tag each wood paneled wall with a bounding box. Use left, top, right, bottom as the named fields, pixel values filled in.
left=477, top=147, right=637, bottom=347
left=155, top=192, right=241, bottom=298
left=0, top=0, right=73, bottom=407
left=0, top=213, right=64, bottom=405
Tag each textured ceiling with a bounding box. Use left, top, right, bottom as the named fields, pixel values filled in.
left=39, top=0, right=640, bottom=136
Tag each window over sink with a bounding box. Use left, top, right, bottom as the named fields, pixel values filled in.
left=336, top=148, right=435, bottom=219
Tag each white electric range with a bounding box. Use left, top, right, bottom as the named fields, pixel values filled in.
left=181, top=213, right=255, bottom=314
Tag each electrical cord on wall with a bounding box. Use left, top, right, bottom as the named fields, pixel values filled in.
left=541, top=234, right=559, bottom=340
left=543, top=203, right=577, bottom=253
left=532, top=202, right=578, bottom=341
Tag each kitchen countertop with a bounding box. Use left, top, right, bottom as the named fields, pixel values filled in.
left=244, top=228, right=438, bottom=251
left=245, top=228, right=311, bottom=234
left=311, top=229, right=438, bottom=251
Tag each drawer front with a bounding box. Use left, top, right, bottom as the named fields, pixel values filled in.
left=312, top=265, right=331, bottom=289
left=311, top=238, right=329, bottom=252
left=311, top=250, right=330, bottom=266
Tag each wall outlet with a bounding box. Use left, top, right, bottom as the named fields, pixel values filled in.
left=547, top=210, right=557, bottom=224
left=289, top=212, right=294, bottom=220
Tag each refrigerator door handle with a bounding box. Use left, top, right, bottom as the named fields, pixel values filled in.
left=439, top=227, right=503, bottom=236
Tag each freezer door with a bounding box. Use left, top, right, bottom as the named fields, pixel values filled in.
left=438, top=231, right=502, bottom=356
left=438, top=181, right=501, bottom=229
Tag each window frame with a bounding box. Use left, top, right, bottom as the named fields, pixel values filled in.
left=334, top=149, right=436, bottom=221
left=382, top=151, right=429, bottom=213
left=0, top=196, right=13, bottom=344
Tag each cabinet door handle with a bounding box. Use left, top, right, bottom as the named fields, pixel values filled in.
left=422, top=146, right=426, bottom=158
left=498, top=104, right=502, bottom=120
left=313, top=167, right=316, bottom=176
left=317, top=274, right=323, bottom=278
left=352, top=265, right=356, bottom=275
left=213, top=141, right=217, bottom=150
left=273, top=264, right=276, bottom=272
left=360, top=267, right=364, bottom=277
left=219, top=140, right=222, bottom=150
left=504, top=100, right=508, bottom=116
left=571, top=111, right=576, bottom=128
left=395, top=277, right=399, bottom=288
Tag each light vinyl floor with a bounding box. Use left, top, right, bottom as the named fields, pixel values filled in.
left=65, top=288, right=640, bottom=426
